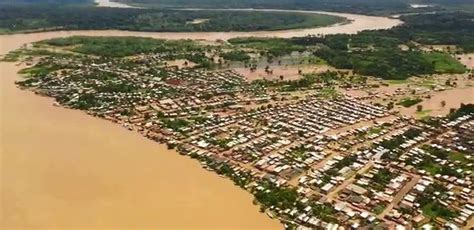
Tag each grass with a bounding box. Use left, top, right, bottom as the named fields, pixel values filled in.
left=289, top=149, right=307, bottom=159
left=386, top=79, right=409, bottom=85
left=415, top=79, right=437, bottom=88
left=317, top=87, right=340, bottom=99
left=422, top=202, right=456, bottom=219
left=422, top=52, right=467, bottom=74
left=368, top=127, right=382, bottom=135
left=416, top=109, right=432, bottom=118
left=397, top=97, right=422, bottom=107
left=422, top=163, right=441, bottom=175
left=1, top=50, right=23, bottom=62
left=18, top=64, right=64, bottom=76
left=448, top=152, right=465, bottom=162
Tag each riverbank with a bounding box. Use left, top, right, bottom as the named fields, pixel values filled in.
left=0, top=3, right=398, bottom=228
left=0, top=10, right=401, bottom=45
left=0, top=48, right=282, bottom=229
left=1, top=1, right=402, bottom=37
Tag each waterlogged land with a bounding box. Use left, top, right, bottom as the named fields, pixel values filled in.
left=0, top=4, right=398, bottom=229
left=3, top=31, right=474, bottom=229
left=0, top=35, right=283, bottom=230
left=0, top=0, right=402, bottom=35
left=1, top=3, right=474, bottom=229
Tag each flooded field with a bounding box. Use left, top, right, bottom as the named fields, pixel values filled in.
left=236, top=65, right=335, bottom=81
left=456, top=53, right=474, bottom=69
left=398, top=87, right=474, bottom=117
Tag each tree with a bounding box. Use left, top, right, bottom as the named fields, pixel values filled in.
left=387, top=102, right=394, bottom=110
left=441, top=100, right=446, bottom=107
left=417, top=104, right=423, bottom=112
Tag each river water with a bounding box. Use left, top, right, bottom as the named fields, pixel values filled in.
left=1, top=2, right=401, bottom=229
left=95, top=0, right=138, bottom=8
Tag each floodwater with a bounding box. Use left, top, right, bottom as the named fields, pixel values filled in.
left=92, top=0, right=403, bottom=37
left=235, top=65, right=335, bottom=81
left=399, top=87, right=474, bottom=117
left=63, top=1, right=402, bottom=39
left=456, top=53, right=474, bottom=69
left=95, top=0, right=138, bottom=8
left=1, top=3, right=402, bottom=229
left=0, top=34, right=282, bottom=230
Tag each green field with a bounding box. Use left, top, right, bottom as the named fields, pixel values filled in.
left=397, top=97, right=422, bottom=107
left=422, top=52, right=467, bottom=73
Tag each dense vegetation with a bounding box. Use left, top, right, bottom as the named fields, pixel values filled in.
left=4, top=5, right=470, bottom=80
left=400, top=12, right=474, bottom=52
left=0, top=0, right=92, bottom=5
left=448, top=103, right=474, bottom=120
left=380, top=128, right=422, bottom=151
left=38, top=36, right=224, bottom=68
left=314, top=12, right=473, bottom=79
left=0, top=6, right=344, bottom=33
left=220, top=50, right=251, bottom=62
left=229, top=37, right=307, bottom=57
left=422, top=52, right=467, bottom=73
left=114, top=0, right=465, bottom=15
left=230, top=11, right=472, bottom=79
left=40, top=36, right=202, bottom=57
left=397, top=97, right=423, bottom=107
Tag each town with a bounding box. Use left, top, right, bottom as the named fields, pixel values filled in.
left=7, top=35, right=474, bottom=229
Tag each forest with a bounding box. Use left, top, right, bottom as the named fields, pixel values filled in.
left=0, top=6, right=344, bottom=33
left=229, top=12, right=472, bottom=79
left=39, top=36, right=203, bottom=57
left=0, top=0, right=92, bottom=5
left=115, top=0, right=473, bottom=15
left=3, top=2, right=471, bottom=80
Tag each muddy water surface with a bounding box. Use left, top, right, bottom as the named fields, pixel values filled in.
left=1, top=4, right=402, bottom=228
left=0, top=33, right=282, bottom=230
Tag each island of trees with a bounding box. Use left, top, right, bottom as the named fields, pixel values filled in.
left=0, top=5, right=345, bottom=34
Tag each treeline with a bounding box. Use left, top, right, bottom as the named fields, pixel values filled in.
left=41, top=36, right=202, bottom=57
left=228, top=37, right=306, bottom=57
left=230, top=12, right=471, bottom=79
left=0, top=0, right=92, bottom=5
left=40, top=36, right=218, bottom=67
left=399, top=12, right=474, bottom=52
left=291, top=12, right=474, bottom=52
left=294, top=12, right=472, bottom=79
left=116, top=0, right=427, bottom=15
left=0, top=6, right=343, bottom=33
